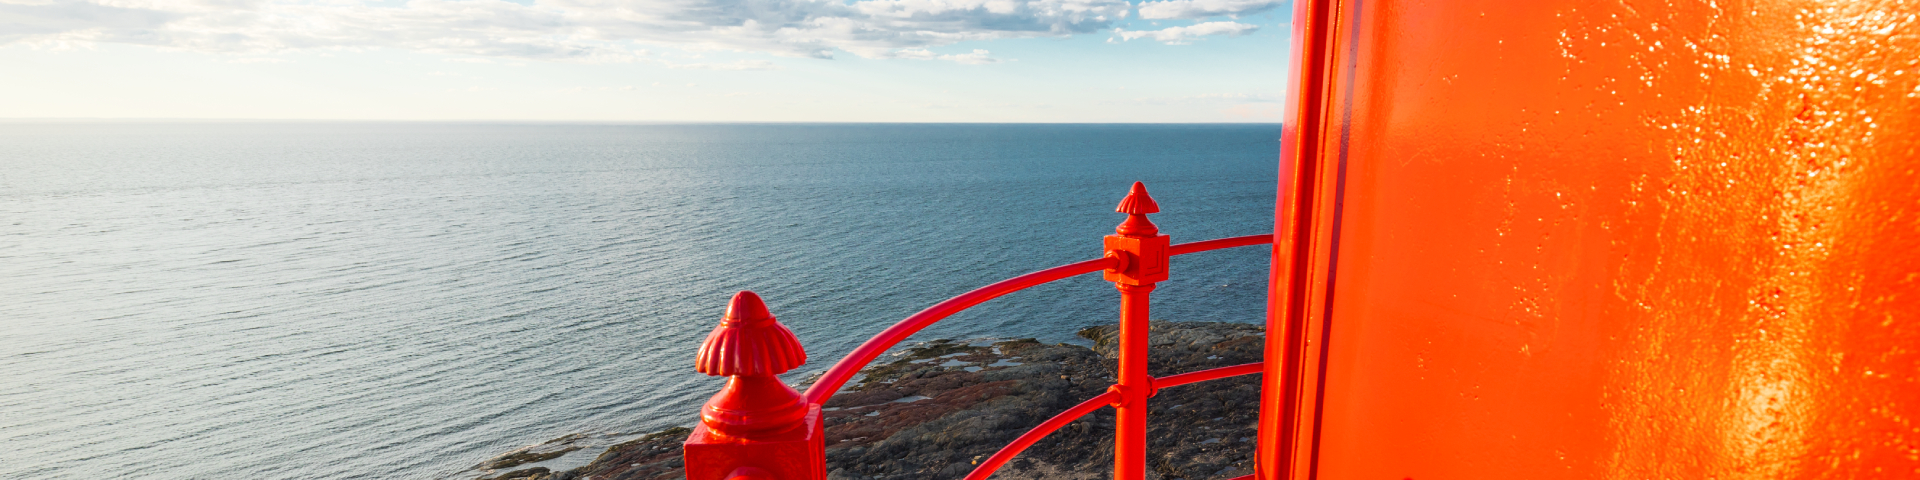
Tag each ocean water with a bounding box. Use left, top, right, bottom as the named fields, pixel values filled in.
left=0, top=122, right=1280, bottom=479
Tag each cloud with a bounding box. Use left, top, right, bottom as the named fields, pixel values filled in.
left=1113, top=21, right=1255, bottom=44
left=0, top=2, right=177, bottom=39
left=889, top=48, right=938, bottom=60
left=1135, top=0, right=1285, bottom=20
left=1106, top=90, right=1282, bottom=118
left=936, top=48, right=999, bottom=64
left=888, top=47, right=1003, bottom=63
left=1179, top=92, right=1276, bottom=102
left=1108, top=91, right=1279, bottom=105
left=0, top=0, right=1134, bottom=61
left=658, top=59, right=781, bottom=70
left=1222, top=102, right=1279, bottom=118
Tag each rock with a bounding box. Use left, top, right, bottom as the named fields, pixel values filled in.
left=483, top=467, right=550, bottom=480
left=548, top=321, right=1265, bottom=480
left=488, top=447, right=583, bottom=471
left=563, top=427, right=691, bottom=480
left=451, top=432, right=607, bottom=479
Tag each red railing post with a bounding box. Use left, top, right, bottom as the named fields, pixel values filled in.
left=1103, top=182, right=1170, bottom=480
left=683, top=291, right=826, bottom=480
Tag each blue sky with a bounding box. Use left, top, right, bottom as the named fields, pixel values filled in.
left=0, top=0, right=1290, bottom=122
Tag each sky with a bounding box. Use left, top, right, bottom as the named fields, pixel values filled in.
left=0, top=0, right=1291, bottom=122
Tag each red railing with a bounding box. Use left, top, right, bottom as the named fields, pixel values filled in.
left=682, top=183, right=1274, bottom=480
left=960, top=362, right=1265, bottom=480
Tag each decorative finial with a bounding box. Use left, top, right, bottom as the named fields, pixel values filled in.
left=695, top=291, right=810, bottom=439
left=1115, top=181, right=1160, bottom=215
left=1114, top=182, right=1160, bottom=237
left=697, top=291, right=807, bottom=377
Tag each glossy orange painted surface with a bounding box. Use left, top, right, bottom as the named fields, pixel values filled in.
left=1276, top=0, right=1920, bottom=478
left=1256, top=0, right=1338, bottom=476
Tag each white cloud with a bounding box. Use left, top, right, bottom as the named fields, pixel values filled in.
left=1135, top=0, right=1284, bottom=20
left=0, top=0, right=1134, bottom=61
left=0, top=2, right=178, bottom=38
left=888, top=48, right=937, bottom=60
left=658, top=59, right=781, bottom=70
left=886, top=47, right=1002, bottom=63
left=1222, top=102, right=1279, bottom=118
left=1113, top=21, right=1255, bottom=44
left=1180, top=92, right=1276, bottom=101
left=937, top=48, right=1000, bottom=64
left=1109, top=91, right=1278, bottom=104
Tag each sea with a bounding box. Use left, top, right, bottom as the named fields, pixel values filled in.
left=0, top=122, right=1280, bottom=479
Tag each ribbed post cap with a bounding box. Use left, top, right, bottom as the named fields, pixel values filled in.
left=1114, top=182, right=1161, bottom=237
left=696, top=291, right=807, bottom=377
left=1115, top=181, right=1160, bottom=215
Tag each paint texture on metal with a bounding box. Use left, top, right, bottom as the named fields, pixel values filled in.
left=1295, top=0, right=1920, bottom=478
left=1106, top=182, right=1169, bottom=480
left=685, top=292, right=826, bottom=480
left=801, top=233, right=1273, bottom=406
left=1256, top=0, right=1342, bottom=477
left=706, top=183, right=1273, bottom=480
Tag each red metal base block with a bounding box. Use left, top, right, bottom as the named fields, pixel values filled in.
left=684, top=404, right=826, bottom=480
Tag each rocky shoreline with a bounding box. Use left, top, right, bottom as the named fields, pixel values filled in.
left=463, top=321, right=1265, bottom=480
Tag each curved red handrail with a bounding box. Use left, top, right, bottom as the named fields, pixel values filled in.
left=802, top=257, right=1111, bottom=402
left=961, top=362, right=1265, bottom=480
left=1153, top=362, right=1264, bottom=391
left=1166, top=233, right=1273, bottom=256
left=801, top=233, right=1273, bottom=404
left=961, top=391, right=1120, bottom=480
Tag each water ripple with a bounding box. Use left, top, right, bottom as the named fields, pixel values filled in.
left=0, top=122, right=1277, bottom=479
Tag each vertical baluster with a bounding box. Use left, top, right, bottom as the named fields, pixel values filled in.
left=1103, top=182, right=1171, bottom=480
left=683, top=291, right=825, bottom=480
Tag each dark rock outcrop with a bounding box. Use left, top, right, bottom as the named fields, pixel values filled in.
left=519, top=321, right=1264, bottom=480
left=490, top=448, right=583, bottom=471
left=564, top=427, right=690, bottom=480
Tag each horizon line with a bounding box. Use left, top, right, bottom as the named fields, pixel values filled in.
left=0, top=118, right=1283, bottom=125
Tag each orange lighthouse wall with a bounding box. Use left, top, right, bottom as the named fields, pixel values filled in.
left=1262, top=0, right=1920, bottom=478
